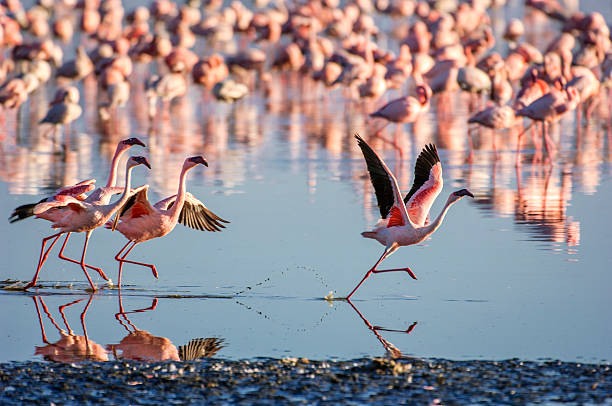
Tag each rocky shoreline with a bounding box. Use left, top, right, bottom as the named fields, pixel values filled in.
left=1, top=357, right=610, bottom=404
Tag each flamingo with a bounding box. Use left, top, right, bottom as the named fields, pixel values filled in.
left=24, top=156, right=151, bottom=291
left=467, top=105, right=518, bottom=161
left=10, top=138, right=146, bottom=283
left=347, top=135, right=473, bottom=300
left=108, top=156, right=229, bottom=287
left=515, top=85, right=580, bottom=161
left=368, top=83, right=432, bottom=154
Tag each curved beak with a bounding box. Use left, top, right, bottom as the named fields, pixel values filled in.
left=134, top=156, right=152, bottom=169
left=124, top=137, right=146, bottom=147
left=188, top=156, right=208, bottom=167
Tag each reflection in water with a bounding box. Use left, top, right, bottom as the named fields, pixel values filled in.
left=33, top=295, right=109, bottom=362
left=4, top=75, right=603, bottom=258
left=109, top=291, right=224, bottom=362
left=30, top=293, right=224, bottom=363
left=347, top=300, right=417, bottom=360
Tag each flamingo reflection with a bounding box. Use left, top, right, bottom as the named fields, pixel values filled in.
left=33, top=295, right=109, bottom=362
left=107, top=293, right=179, bottom=361
left=346, top=299, right=417, bottom=359
left=108, top=291, right=224, bottom=361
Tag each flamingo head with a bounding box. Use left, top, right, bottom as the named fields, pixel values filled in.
left=450, top=188, right=474, bottom=202
left=128, top=156, right=151, bottom=169
left=186, top=156, right=208, bottom=168
left=416, top=84, right=432, bottom=105
left=121, top=137, right=146, bottom=148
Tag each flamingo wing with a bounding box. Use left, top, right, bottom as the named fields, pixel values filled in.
left=161, top=192, right=230, bottom=232
left=33, top=196, right=86, bottom=215
left=111, top=186, right=155, bottom=230
left=404, top=144, right=443, bottom=227
left=178, top=337, right=224, bottom=361
left=355, top=135, right=413, bottom=229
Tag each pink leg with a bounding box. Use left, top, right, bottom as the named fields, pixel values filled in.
left=25, top=232, right=64, bottom=290
left=78, top=231, right=97, bottom=291
left=346, top=245, right=416, bottom=300
left=116, top=241, right=159, bottom=282
left=58, top=233, right=109, bottom=281
left=542, top=121, right=556, bottom=161
left=32, top=297, right=50, bottom=344
left=466, top=127, right=475, bottom=164
left=114, top=240, right=134, bottom=288
left=58, top=298, right=84, bottom=335
left=80, top=295, right=94, bottom=354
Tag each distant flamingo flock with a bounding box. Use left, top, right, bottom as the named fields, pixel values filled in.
left=3, top=0, right=610, bottom=297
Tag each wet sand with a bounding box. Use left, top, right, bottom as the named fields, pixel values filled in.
left=1, top=357, right=610, bottom=404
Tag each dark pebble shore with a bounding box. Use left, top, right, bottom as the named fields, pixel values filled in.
left=1, top=358, right=610, bottom=405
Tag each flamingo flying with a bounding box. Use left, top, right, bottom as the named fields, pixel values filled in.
left=348, top=135, right=473, bottom=300
left=24, top=155, right=151, bottom=291
left=108, top=156, right=229, bottom=287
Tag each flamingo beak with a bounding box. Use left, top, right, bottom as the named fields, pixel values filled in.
left=124, top=137, right=146, bottom=147
left=455, top=189, right=474, bottom=198
left=188, top=156, right=208, bottom=166
left=133, top=156, right=151, bottom=169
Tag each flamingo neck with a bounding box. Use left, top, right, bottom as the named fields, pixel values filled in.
left=106, top=164, right=136, bottom=216
left=167, top=164, right=192, bottom=223
left=421, top=194, right=458, bottom=237
left=106, top=146, right=127, bottom=188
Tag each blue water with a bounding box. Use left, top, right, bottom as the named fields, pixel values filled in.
left=1, top=0, right=611, bottom=363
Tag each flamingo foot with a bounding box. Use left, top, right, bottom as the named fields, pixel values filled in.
left=24, top=281, right=36, bottom=290
left=151, top=266, right=158, bottom=279
left=372, top=267, right=418, bottom=280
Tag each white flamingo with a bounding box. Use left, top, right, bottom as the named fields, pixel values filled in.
left=25, top=156, right=151, bottom=291
left=11, top=138, right=146, bottom=285
left=348, top=135, right=473, bottom=300
left=109, top=156, right=229, bottom=287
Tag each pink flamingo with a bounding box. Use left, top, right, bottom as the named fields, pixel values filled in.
left=348, top=135, right=473, bottom=300
left=24, top=156, right=151, bottom=291
left=109, top=156, right=229, bottom=287
left=467, top=105, right=518, bottom=161
left=516, top=85, right=580, bottom=161
left=10, top=138, right=146, bottom=281
left=368, top=83, right=432, bottom=154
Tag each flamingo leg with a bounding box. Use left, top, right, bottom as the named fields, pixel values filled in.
left=81, top=295, right=94, bottom=356
left=515, top=121, right=534, bottom=167
left=78, top=231, right=97, bottom=291
left=26, top=232, right=64, bottom=289
left=116, top=241, right=159, bottom=282
left=466, top=127, right=475, bottom=164
left=58, top=232, right=110, bottom=281
left=33, top=297, right=50, bottom=344
left=58, top=298, right=84, bottom=335
left=114, top=240, right=135, bottom=287
left=346, top=244, right=414, bottom=300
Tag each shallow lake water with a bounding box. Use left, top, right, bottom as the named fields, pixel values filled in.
left=1, top=0, right=611, bottom=364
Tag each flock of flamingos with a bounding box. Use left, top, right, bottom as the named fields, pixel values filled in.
left=1, top=0, right=610, bottom=298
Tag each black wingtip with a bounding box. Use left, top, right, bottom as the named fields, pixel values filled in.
left=404, top=144, right=441, bottom=204
left=8, top=203, right=38, bottom=223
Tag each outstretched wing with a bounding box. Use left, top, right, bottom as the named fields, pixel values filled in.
left=158, top=193, right=230, bottom=232
left=355, top=134, right=412, bottom=229
left=404, top=144, right=443, bottom=227
left=111, top=185, right=155, bottom=230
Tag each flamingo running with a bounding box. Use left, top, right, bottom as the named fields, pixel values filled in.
left=108, top=156, right=229, bottom=287
left=24, top=156, right=151, bottom=291
left=347, top=135, right=473, bottom=300
left=10, top=138, right=146, bottom=285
